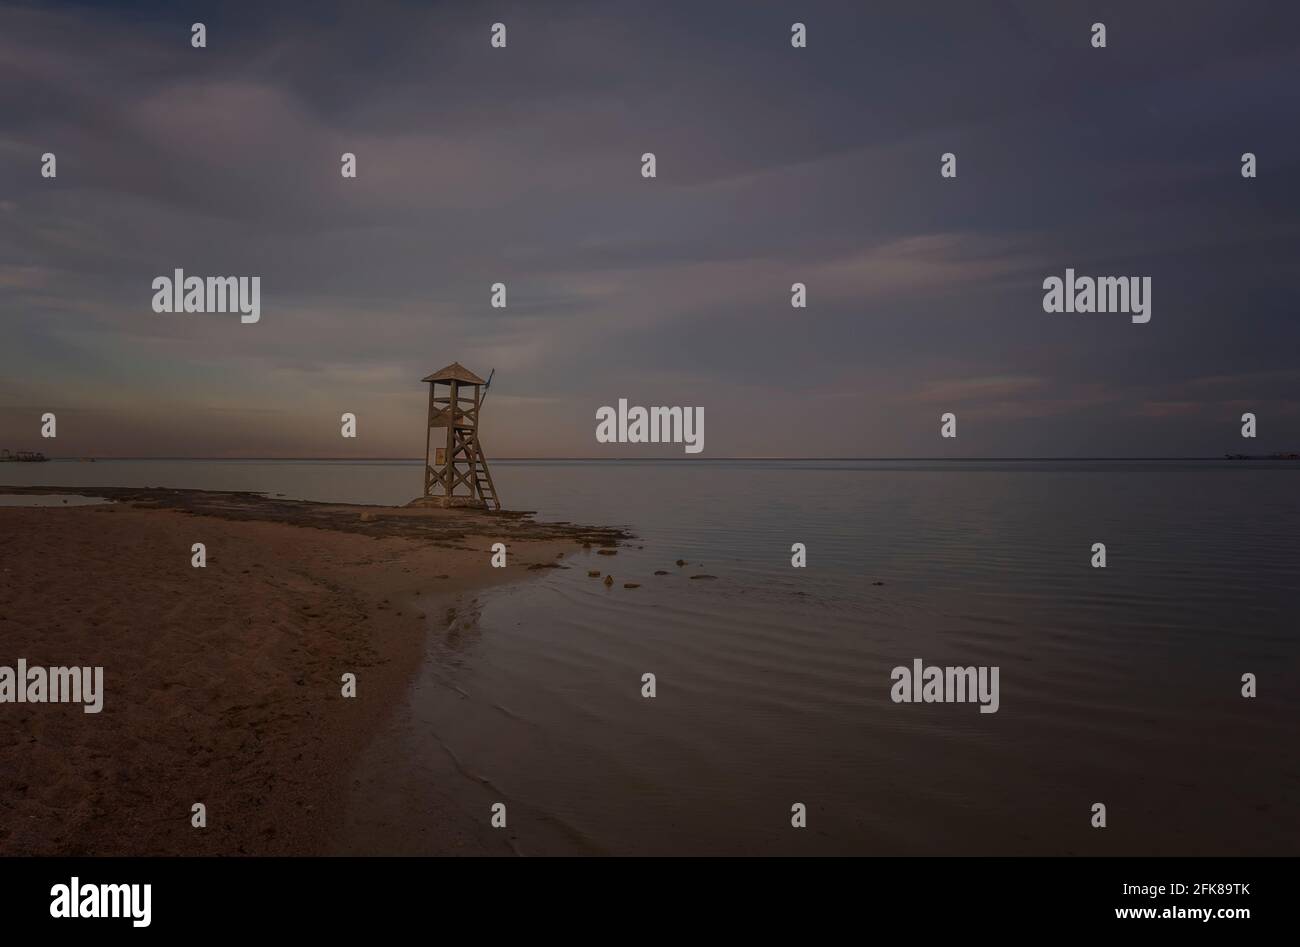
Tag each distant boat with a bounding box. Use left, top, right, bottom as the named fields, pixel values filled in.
left=0, top=449, right=49, bottom=462
left=1224, top=452, right=1300, bottom=460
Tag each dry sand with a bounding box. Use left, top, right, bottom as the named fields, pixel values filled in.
left=0, top=487, right=625, bottom=855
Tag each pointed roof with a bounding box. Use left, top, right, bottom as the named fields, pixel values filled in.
left=422, top=362, right=486, bottom=385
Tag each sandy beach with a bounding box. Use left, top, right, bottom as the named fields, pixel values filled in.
left=0, top=486, right=625, bottom=856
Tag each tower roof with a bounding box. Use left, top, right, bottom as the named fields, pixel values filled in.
left=422, top=362, right=486, bottom=385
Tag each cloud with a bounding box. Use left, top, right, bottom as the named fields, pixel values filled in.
left=2, top=1, right=1299, bottom=457
left=911, top=375, right=1046, bottom=404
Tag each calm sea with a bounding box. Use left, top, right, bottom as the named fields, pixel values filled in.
left=5, top=458, right=1298, bottom=854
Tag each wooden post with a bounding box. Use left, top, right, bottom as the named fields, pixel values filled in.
left=424, top=382, right=434, bottom=496
left=445, top=379, right=457, bottom=496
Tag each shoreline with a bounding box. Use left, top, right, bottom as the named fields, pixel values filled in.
left=0, top=486, right=628, bottom=855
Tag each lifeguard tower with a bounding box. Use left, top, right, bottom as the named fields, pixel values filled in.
left=417, top=362, right=501, bottom=510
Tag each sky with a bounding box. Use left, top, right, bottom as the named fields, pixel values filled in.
left=2, top=0, right=1298, bottom=458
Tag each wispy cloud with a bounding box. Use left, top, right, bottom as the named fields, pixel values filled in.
left=2, top=1, right=1299, bottom=456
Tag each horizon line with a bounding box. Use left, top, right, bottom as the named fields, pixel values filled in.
left=20, top=454, right=1290, bottom=463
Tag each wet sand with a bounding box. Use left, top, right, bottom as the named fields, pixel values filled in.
left=0, top=486, right=625, bottom=855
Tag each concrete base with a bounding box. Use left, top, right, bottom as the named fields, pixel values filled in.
left=405, top=495, right=488, bottom=510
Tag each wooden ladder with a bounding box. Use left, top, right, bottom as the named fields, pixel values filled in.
left=473, top=447, right=501, bottom=511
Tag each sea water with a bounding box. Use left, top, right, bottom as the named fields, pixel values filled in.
left=5, top=458, right=1298, bottom=854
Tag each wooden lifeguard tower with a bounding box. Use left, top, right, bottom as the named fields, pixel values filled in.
left=418, top=362, right=501, bottom=510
